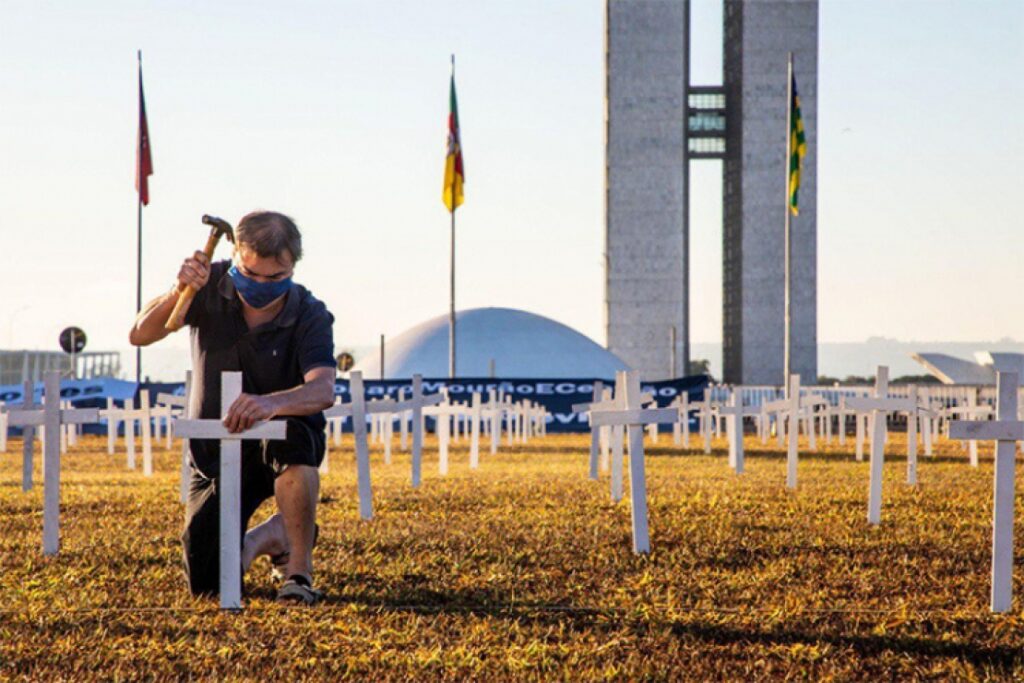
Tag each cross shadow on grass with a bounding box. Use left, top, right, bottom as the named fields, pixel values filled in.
left=244, top=577, right=1024, bottom=673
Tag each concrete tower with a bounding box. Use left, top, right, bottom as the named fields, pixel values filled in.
left=604, top=0, right=689, bottom=381
left=605, top=0, right=818, bottom=385
left=722, top=0, right=818, bottom=385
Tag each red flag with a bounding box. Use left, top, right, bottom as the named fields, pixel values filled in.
left=136, top=55, right=153, bottom=206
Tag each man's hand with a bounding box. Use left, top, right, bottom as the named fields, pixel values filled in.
left=130, top=250, right=212, bottom=347
left=224, top=393, right=278, bottom=433
left=178, top=251, right=211, bottom=291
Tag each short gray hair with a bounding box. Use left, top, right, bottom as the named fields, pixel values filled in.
left=236, top=211, right=303, bottom=264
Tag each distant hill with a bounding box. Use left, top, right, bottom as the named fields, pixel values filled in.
left=692, top=338, right=1024, bottom=382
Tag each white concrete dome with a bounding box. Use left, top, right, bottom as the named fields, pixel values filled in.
left=352, top=307, right=630, bottom=379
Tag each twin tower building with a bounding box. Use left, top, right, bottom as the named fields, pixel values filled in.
left=605, top=0, right=818, bottom=385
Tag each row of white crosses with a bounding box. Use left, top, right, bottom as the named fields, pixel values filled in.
left=98, top=391, right=159, bottom=475
left=322, top=373, right=444, bottom=520
left=423, top=390, right=491, bottom=475
left=5, top=372, right=100, bottom=555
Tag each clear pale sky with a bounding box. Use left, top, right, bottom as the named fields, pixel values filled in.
left=1, top=1, right=1021, bottom=380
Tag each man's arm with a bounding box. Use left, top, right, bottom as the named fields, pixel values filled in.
left=223, top=366, right=336, bottom=433
left=129, top=251, right=210, bottom=347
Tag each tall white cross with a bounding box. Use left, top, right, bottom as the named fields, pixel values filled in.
left=950, top=371, right=1021, bottom=613
left=172, top=371, right=287, bottom=610
left=5, top=372, right=99, bottom=555
left=322, top=371, right=399, bottom=519
left=590, top=370, right=679, bottom=554
left=845, top=366, right=916, bottom=525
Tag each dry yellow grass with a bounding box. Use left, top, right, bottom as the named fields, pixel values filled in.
left=1, top=431, right=1023, bottom=680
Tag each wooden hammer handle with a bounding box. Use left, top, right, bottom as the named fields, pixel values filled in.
left=165, top=232, right=224, bottom=331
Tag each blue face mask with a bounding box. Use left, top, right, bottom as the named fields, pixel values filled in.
left=228, top=265, right=292, bottom=309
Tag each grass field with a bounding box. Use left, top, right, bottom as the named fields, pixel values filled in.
left=2, top=431, right=1023, bottom=680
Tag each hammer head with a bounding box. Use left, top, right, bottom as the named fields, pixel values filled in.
left=201, top=214, right=235, bottom=243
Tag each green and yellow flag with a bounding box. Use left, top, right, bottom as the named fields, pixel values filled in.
left=442, top=72, right=465, bottom=212
left=788, top=70, right=806, bottom=216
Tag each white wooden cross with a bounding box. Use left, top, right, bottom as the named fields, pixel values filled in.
left=158, top=372, right=193, bottom=503
left=14, top=381, right=37, bottom=491
left=155, top=391, right=185, bottom=449
left=388, top=375, right=443, bottom=488
left=950, top=371, right=1022, bottom=613
left=172, top=371, right=286, bottom=609
left=367, top=399, right=395, bottom=464
left=0, top=400, right=7, bottom=453
left=5, top=372, right=99, bottom=555
left=570, top=386, right=624, bottom=498
left=845, top=366, right=916, bottom=525
left=945, top=391, right=993, bottom=467
left=904, top=385, right=938, bottom=486
left=764, top=375, right=802, bottom=489
left=758, top=398, right=771, bottom=444
left=589, top=370, right=679, bottom=554
left=100, top=398, right=125, bottom=456
left=325, top=397, right=347, bottom=450
left=717, top=393, right=760, bottom=474
left=481, top=389, right=503, bottom=456
left=694, top=389, right=714, bottom=454
left=598, top=387, right=613, bottom=471
left=397, top=387, right=409, bottom=451
left=424, top=397, right=465, bottom=476
left=322, top=371, right=398, bottom=519
left=835, top=395, right=854, bottom=447
left=801, top=395, right=828, bottom=451
left=112, top=391, right=154, bottom=475
left=672, top=393, right=691, bottom=447
left=572, top=380, right=605, bottom=481
left=462, top=393, right=480, bottom=468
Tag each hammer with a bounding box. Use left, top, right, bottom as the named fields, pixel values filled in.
left=165, top=214, right=235, bottom=331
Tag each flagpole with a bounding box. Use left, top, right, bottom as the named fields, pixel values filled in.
left=448, top=53, right=457, bottom=379
left=783, top=52, right=793, bottom=394
left=136, top=49, right=143, bottom=387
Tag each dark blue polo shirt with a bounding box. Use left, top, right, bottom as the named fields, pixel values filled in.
left=184, top=260, right=336, bottom=478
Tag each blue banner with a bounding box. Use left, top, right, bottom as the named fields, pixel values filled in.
left=1, top=376, right=710, bottom=435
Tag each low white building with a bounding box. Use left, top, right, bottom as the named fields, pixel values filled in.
left=910, top=351, right=1024, bottom=385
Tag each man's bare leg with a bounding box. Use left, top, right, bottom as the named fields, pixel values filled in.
left=241, top=513, right=288, bottom=573
left=274, top=464, right=319, bottom=581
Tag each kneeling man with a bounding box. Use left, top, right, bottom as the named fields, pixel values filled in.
left=130, top=211, right=336, bottom=604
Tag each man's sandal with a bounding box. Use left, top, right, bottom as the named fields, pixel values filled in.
left=276, top=575, right=324, bottom=605
left=269, top=523, right=319, bottom=581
